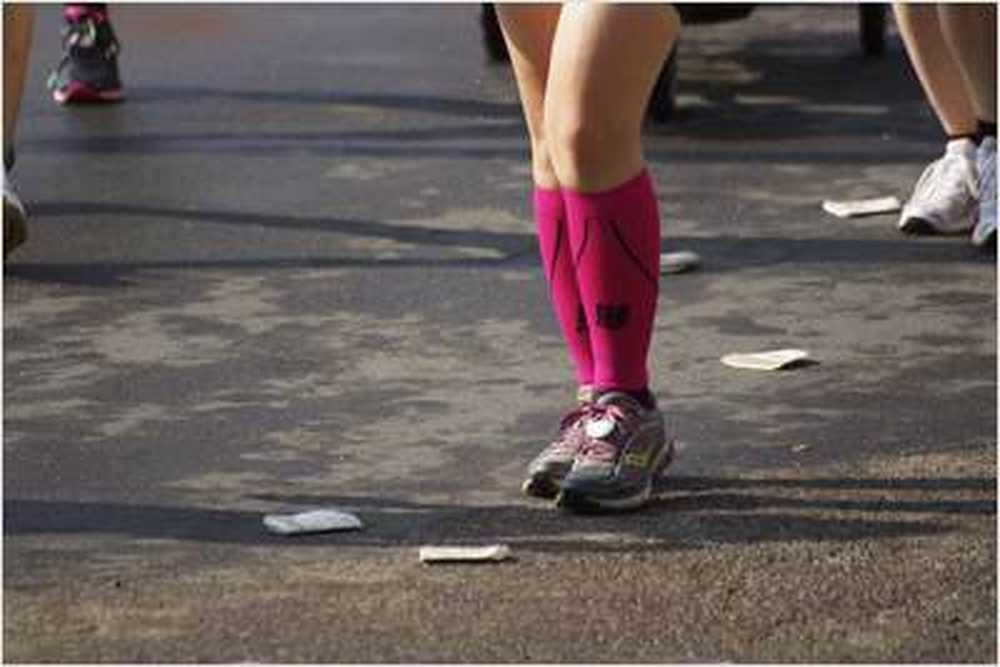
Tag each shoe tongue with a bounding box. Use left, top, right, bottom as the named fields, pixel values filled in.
left=585, top=392, right=640, bottom=440
left=595, top=391, right=640, bottom=409
left=946, top=138, right=976, bottom=157
left=576, top=385, right=597, bottom=405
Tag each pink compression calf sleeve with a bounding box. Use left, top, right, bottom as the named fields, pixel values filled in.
left=534, top=186, right=594, bottom=386
left=562, top=169, right=661, bottom=392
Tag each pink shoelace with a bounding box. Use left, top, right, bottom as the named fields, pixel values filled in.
left=578, top=403, right=636, bottom=464
left=549, top=404, right=596, bottom=454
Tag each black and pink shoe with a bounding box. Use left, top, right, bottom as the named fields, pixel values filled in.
left=47, top=4, right=123, bottom=105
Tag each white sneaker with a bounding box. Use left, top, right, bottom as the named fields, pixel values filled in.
left=971, top=136, right=996, bottom=250
left=3, top=167, right=28, bottom=258
left=898, top=138, right=979, bottom=235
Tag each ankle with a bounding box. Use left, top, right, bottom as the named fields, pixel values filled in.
left=597, top=387, right=657, bottom=410
left=975, top=120, right=998, bottom=145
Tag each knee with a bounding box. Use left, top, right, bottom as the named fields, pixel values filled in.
left=543, top=107, right=637, bottom=189
left=529, top=136, right=560, bottom=189
left=545, top=113, right=593, bottom=179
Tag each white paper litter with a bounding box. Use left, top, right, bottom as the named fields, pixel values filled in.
left=419, top=544, right=512, bottom=564
left=720, top=349, right=812, bottom=371
left=660, top=251, right=701, bottom=274
left=822, top=196, right=901, bottom=218
left=263, top=509, right=363, bottom=535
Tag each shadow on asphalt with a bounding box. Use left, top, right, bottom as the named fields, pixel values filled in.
left=119, top=86, right=523, bottom=120
left=22, top=132, right=941, bottom=165
left=5, top=473, right=993, bottom=552
left=17, top=24, right=937, bottom=158
left=6, top=200, right=991, bottom=288
left=662, top=32, right=932, bottom=142
left=29, top=201, right=531, bottom=254
left=20, top=24, right=928, bottom=148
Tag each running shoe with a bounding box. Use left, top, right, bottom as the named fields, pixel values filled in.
left=556, top=391, right=675, bottom=513
left=971, top=136, right=996, bottom=250
left=47, top=6, right=123, bottom=105
left=898, top=138, right=979, bottom=236
left=3, top=167, right=28, bottom=259
left=522, top=385, right=597, bottom=499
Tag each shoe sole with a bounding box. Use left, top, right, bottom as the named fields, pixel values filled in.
left=898, top=216, right=973, bottom=236
left=53, top=81, right=123, bottom=105
left=4, top=199, right=27, bottom=259
left=521, top=473, right=561, bottom=500
left=555, top=438, right=676, bottom=513
left=899, top=217, right=942, bottom=236
left=972, top=228, right=997, bottom=252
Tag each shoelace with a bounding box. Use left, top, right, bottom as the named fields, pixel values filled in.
left=912, top=153, right=977, bottom=205
left=578, top=403, right=634, bottom=463
left=550, top=404, right=596, bottom=453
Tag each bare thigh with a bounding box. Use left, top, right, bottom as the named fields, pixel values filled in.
left=495, top=4, right=561, bottom=188
left=545, top=3, right=678, bottom=191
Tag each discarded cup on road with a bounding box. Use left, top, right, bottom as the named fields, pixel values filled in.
left=660, top=250, right=701, bottom=274
left=419, top=544, right=512, bottom=564
left=721, top=348, right=813, bottom=371
left=263, top=508, right=363, bottom=536
left=822, top=196, right=901, bottom=218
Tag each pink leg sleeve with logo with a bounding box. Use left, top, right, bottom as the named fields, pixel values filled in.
left=561, top=169, right=661, bottom=392
left=534, top=186, right=594, bottom=386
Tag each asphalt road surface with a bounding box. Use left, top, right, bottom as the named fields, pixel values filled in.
left=4, top=4, right=996, bottom=662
